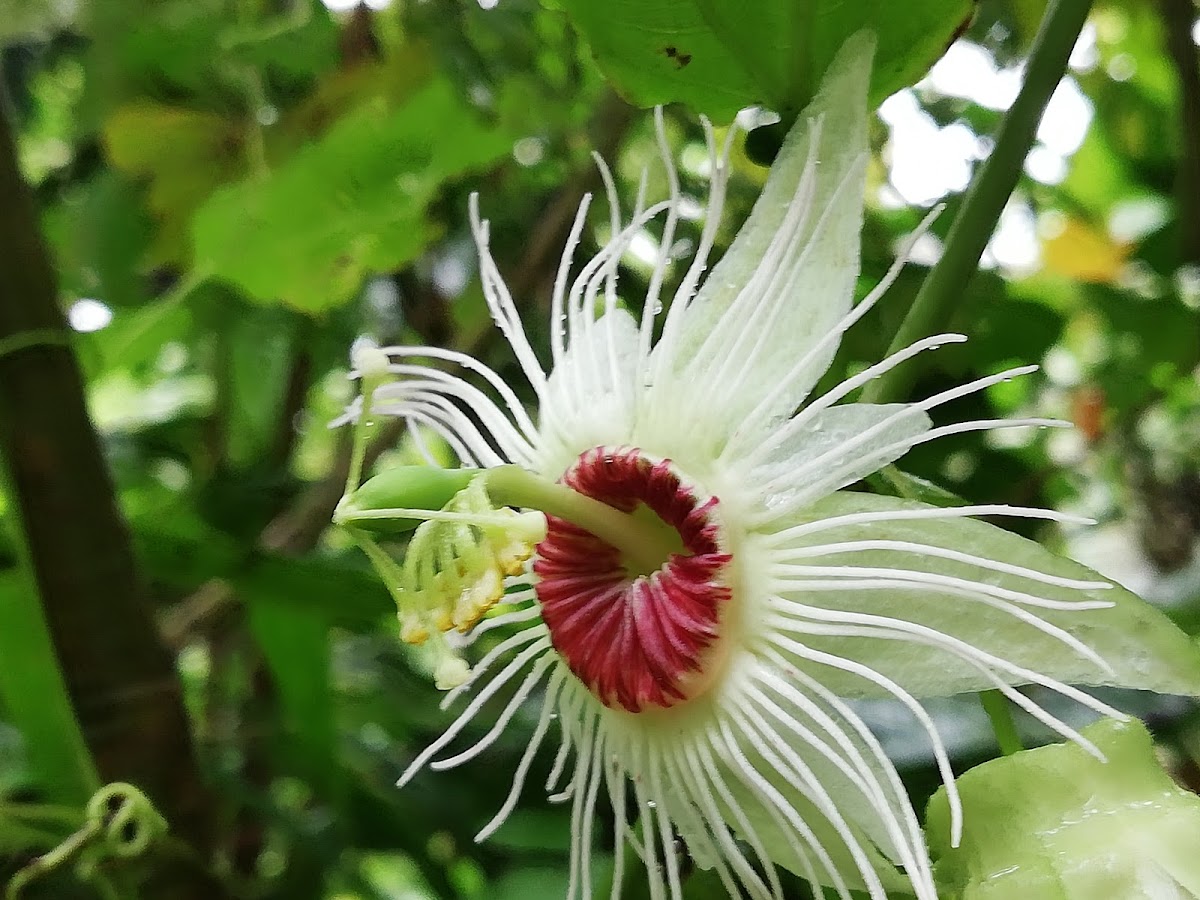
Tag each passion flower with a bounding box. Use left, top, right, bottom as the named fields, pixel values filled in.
left=334, top=32, right=1200, bottom=900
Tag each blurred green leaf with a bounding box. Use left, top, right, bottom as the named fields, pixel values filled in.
left=0, top=801, right=80, bottom=854
left=224, top=306, right=299, bottom=467
left=248, top=594, right=340, bottom=797
left=235, top=555, right=392, bottom=630
left=192, top=78, right=512, bottom=313
left=103, top=102, right=246, bottom=265
left=222, top=1, right=340, bottom=79
left=43, top=173, right=153, bottom=310
left=1090, top=287, right=1200, bottom=410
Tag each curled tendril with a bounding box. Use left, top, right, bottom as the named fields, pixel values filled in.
left=6, top=782, right=168, bottom=900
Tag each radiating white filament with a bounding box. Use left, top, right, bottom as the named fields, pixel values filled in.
left=347, top=89, right=1131, bottom=900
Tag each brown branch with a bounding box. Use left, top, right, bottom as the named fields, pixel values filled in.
left=0, top=101, right=226, bottom=897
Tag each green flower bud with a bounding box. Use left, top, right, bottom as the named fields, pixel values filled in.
left=338, top=465, right=479, bottom=533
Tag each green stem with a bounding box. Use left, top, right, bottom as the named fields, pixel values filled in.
left=5, top=819, right=102, bottom=900
left=863, top=0, right=1094, bottom=405
left=979, top=689, right=1024, bottom=756
left=343, top=376, right=379, bottom=499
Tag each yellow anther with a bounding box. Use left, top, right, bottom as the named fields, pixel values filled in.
left=400, top=613, right=430, bottom=645
left=453, top=565, right=505, bottom=632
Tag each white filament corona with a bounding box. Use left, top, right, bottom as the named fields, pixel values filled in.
left=341, top=35, right=1149, bottom=900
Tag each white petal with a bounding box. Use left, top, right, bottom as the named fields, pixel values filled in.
left=742, top=404, right=932, bottom=519
left=536, top=309, right=640, bottom=476
left=646, top=33, right=874, bottom=452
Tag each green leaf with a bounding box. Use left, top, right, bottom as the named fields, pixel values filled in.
left=554, top=0, right=975, bottom=120
left=103, top=102, right=246, bottom=265
left=926, top=718, right=1200, bottom=898
left=234, top=554, right=392, bottom=631
left=192, top=78, right=512, bottom=313
left=245, top=584, right=341, bottom=798
left=0, top=801, right=81, bottom=854
left=0, top=572, right=98, bottom=807
left=778, top=491, right=1200, bottom=699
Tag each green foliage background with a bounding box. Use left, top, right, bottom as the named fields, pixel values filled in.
left=1, top=0, right=1200, bottom=897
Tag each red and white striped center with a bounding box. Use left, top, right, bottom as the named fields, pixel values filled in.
left=533, top=447, right=732, bottom=712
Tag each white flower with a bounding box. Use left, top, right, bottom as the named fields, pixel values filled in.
left=334, top=32, right=1200, bottom=900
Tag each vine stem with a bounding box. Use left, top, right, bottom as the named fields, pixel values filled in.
left=862, top=0, right=1093, bottom=755
left=979, top=689, right=1025, bottom=756
left=863, top=0, right=1094, bottom=405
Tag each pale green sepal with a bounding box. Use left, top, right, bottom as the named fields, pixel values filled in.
left=672, top=740, right=914, bottom=896
left=664, top=668, right=922, bottom=896
left=926, top=718, right=1200, bottom=899
left=723, top=760, right=915, bottom=896
left=653, top=32, right=874, bottom=442
left=538, top=309, right=640, bottom=476
left=778, top=491, right=1200, bottom=699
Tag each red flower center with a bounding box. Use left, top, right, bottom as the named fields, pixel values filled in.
left=534, top=447, right=732, bottom=712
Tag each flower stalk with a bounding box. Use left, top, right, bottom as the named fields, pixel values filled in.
left=863, top=0, right=1094, bottom=406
